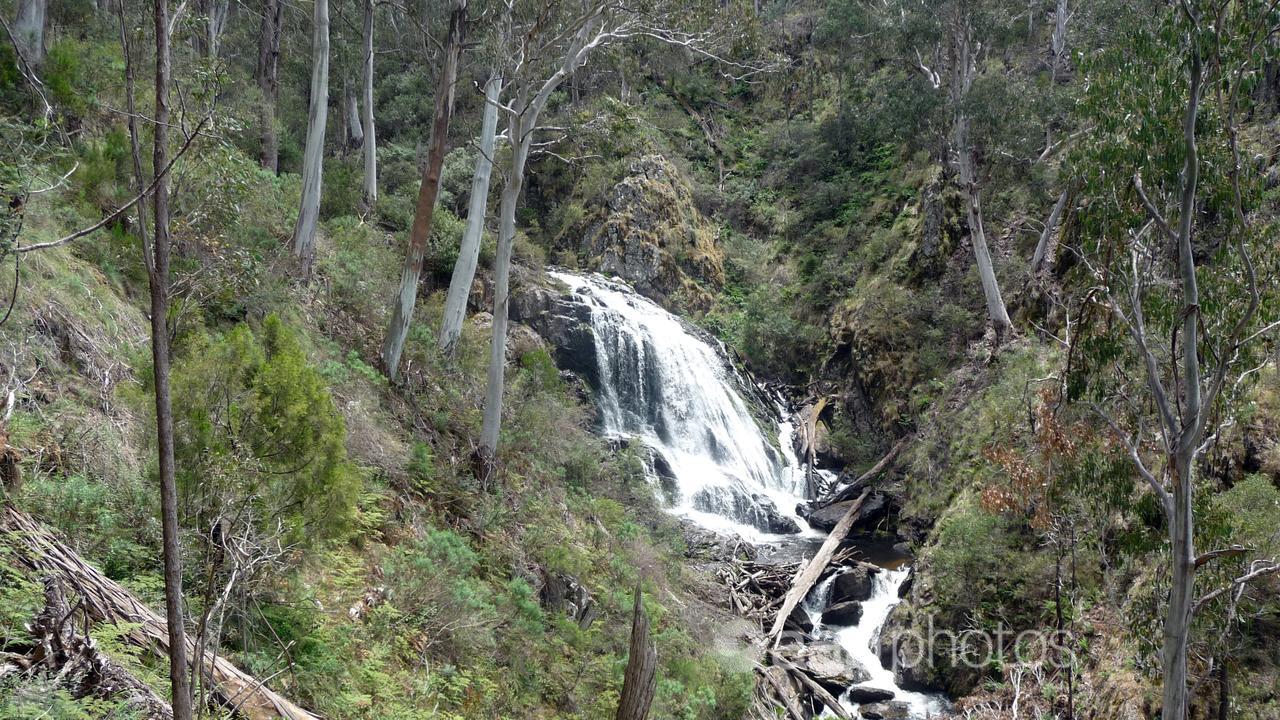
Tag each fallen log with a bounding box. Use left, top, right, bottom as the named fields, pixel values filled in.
left=1, top=503, right=319, bottom=720
left=3, top=577, right=174, bottom=719
left=766, top=489, right=870, bottom=647
left=816, top=437, right=907, bottom=508
left=768, top=650, right=853, bottom=720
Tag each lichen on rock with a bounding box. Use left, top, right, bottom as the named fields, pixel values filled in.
left=578, top=154, right=724, bottom=313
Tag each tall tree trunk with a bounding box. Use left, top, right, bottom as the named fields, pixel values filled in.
left=344, top=77, right=363, bottom=149
left=1163, top=452, right=1195, bottom=720
left=1050, top=0, right=1069, bottom=82
left=615, top=585, right=657, bottom=720
left=206, top=0, right=228, bottom=59
left=360, top=0, right=377, bottom=208
left=256, top=0, right=282, bottom=173
left=438, top=72, right=500, bottom=358
left=149, top=2, right=194, bottom=718
left=380, top=0, right=466, bottom=380
left=13, top=0, right=45, bottom=67
left=949, top=13, right=1012, bottom=340
left=1161, top=45, right=1205, bottom=720
left=290, top=0, right=330, bottom=274
left=477, top=18, right=605, bottom=466
left=479, top=106, right=529, bottom=462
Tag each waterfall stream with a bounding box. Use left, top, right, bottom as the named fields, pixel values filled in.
left=548, top=270, right=945, bottom=718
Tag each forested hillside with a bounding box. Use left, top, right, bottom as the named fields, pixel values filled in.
left=1, top=0, right=1279, bottom=719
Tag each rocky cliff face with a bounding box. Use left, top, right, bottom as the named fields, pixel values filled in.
left=577, top=155, right=724, bottom=313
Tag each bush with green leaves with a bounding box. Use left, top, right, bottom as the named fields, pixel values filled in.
left=170, top=314, right=360, bottom=548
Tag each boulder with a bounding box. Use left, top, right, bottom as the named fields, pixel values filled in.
left=510, top=281, right=600, bottom=389
left=897, top=567, right=914, bottom=599
left=859, top=701, right=911, bottom=719
left=821, top=600, right=863, bottom=626
left=538, top=570, right=596, bottom=629
left=846, top=687, right=895, bottom=704
left=782, top=641, right=870, bottom=695
left=804, top=491, right=890, bottom=532
left=691, top=484, right=801, bottom=535
left=782, top=603, right=813, bottom=638
left=831, top=564, right=880, bottom=604
left=579, top=155, right=724, bottom=312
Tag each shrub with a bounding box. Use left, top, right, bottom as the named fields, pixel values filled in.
left=171, top=314, right=360, bottom=548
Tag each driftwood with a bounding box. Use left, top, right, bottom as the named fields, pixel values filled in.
left=766, top=489, right=871, bottom=646
left=615, top=584, right=657, bottom=720
left=768, top=650, right=853, bottom=720
left=816, top=437, right=908, bottom=508
left=755, top=665, right=806, bottom=720
left=0, top=504, right=319, bottom=720
left=1, top=577, right=174, bottom=719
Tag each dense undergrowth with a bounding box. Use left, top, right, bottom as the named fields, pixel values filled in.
left=0, top=31, right=754, bottom=720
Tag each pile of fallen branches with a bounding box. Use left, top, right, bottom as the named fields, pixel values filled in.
left=718, top=546, right=857, bottom=626
left=0, top=577, right=173, bottom=719
left=0, top=503, right=318, bottom=720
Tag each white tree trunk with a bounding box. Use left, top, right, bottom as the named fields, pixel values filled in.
left=14, top=0, right=46, bottom=66
left=207, top=0, right=229, bottom=59
left=439, top=72, right=501, bottom=358
left=361, top=0, right=377, bottom=208
left=950, top=12, right=1012, bottom=339
left=290, top=0, right=330, bottom=274
left=1050, top=0, right=1069, bottom=82
left=479, top=120, right=528, bottom=461
left=345, top=79, right=364, bottom=148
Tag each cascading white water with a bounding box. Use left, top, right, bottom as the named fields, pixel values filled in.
left=550, top=270, right=944, bottom=718
left=550, top=271, right=812, bottom=539
left=804, top=569, right=949, bottom=717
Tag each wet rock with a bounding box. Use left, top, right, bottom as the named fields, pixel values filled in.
left=804, top=492, right=890, bottom=532
left=645, top=446, right=680, bottom=505
left=897, top=567, right=914, bottom=599
left=782, top=640, right=870, bottom=695
left=831, top=563, right=880, bottom=604
left=859, top=701, right=911, bottom=719
left=510, top=280, right=600, bottom=389
left=783, top=604, right=813, bottom=637
left=821, top=600, right=864, bottom=626
left=846, top=687, right=895, bottom=703
left=678, top=520, right=756, bottom=562
left=691, top=484, right=801, bottom=535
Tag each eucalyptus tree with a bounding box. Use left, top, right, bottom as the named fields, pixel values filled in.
left=291, top=0, right=331, bottom=274
left=1072, top=3, right=1280, bottom=716
left=12, top=0, right=45, bottom=66
left=256, top=0, right=282, bottom=172
left=361, top=0, right=377, bottom=207
left=381, top=0, right=467, bottom=380
left=476, top=0, right=751, bottom=466
left=438, top=70, right=500, bottom=359
left=149, top=1, right=194, bottom=716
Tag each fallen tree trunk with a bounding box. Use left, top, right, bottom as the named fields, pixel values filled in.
left=815, top=437, right=908, bottom=508
left=0, top=503, right=319, bottom=720
left=766, top=489, right=870, bottom=647
left=2, top=577, right=174, bottom=719
left=768, top=650, right=852, bottom=720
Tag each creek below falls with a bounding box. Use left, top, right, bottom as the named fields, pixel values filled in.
left=546, top=271, right=949, bottom=718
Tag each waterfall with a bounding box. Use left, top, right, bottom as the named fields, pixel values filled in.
left=548, top=270, right=947, bottom=719
left=549, top=271, right=813, bottom=538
